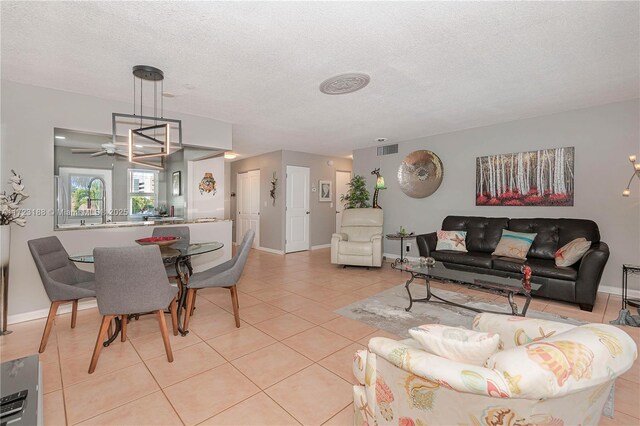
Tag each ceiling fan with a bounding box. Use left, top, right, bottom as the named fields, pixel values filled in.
left=71, top=143, right=139, bottom=158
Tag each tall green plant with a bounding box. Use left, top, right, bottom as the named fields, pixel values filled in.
left=340, top=175, right=371, bottom=209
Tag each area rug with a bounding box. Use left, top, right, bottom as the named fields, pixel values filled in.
left=336, top=282, right=584, bottom=338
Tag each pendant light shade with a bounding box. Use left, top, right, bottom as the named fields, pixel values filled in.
left=113, top=65, right=182, bottom=170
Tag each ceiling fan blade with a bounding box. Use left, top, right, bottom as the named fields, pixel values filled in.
left=71, top=148, right=100, bottom=154
left=114, top=152, right=129, bottom=158
left=90, top=151, right=107, bottom=157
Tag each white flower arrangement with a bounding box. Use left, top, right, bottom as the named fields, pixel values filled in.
left=0, top=170, right=28, bottom=227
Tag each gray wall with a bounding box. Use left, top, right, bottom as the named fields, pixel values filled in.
left=230, top=150, right=352, bottom=251
left=0, top=80, right=232, bottom=317
left=230, top=151, right=284, bottom=250
left=353, top=99, right=640, bottom=294
left=282, top=150, right=353, bottom=248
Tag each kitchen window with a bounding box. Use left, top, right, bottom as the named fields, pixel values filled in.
left=128, top=169, right=159, bottom=216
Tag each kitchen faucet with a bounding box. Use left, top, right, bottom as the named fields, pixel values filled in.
left=87, top=176, right=107, bottom=224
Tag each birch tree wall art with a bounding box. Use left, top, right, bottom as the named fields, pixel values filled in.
left=476, top=147, right=574, bottom=206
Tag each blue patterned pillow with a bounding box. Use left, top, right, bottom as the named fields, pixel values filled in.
left=492, top=230, right=537, bottom=260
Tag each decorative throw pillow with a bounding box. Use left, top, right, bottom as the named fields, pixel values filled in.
left=435, top=230, right=468, bottom=252
left=492, top=230, right=537, bottom=260
left=408, top=324, right=500, bottom=366
left=555, top=237, right=591, bottom=267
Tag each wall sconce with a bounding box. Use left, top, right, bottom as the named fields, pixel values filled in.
left=371, top=168, right=386, bottom=209
left=622, top=154, right=640, bottom=197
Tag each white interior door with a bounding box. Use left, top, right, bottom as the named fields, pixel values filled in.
left=286, top=165, right=310, bottom=253
left=237, top=170, right=260, bottom=248
left=335, top=170, right=352, bottom=232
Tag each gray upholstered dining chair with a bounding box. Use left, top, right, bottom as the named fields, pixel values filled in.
left=183, top=229, right=255, bottom=331
left=89, top=245, right=179, bottom=374
left=28, top=236, right=96, bottom=353
left=152, top=226, right=192, bottom=277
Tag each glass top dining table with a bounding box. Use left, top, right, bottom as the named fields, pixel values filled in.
left=69, top=241, right=224, bottom=340
left=68, top=241, right=225, bottom=263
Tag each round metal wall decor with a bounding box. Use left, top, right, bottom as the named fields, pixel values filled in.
left=397, top=150, right=444, bottom=198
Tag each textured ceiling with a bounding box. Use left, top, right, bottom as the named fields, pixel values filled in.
left=2, top=1, right=638, bottom=158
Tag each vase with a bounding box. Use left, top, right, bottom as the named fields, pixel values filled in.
left=0, top=225, right=11, bottom=335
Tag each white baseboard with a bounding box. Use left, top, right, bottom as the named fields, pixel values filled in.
left=599, top=284, right=640, bottom=298
left=256, top=246, right=285, bottom=255
left=311, top=244, right=331, bottom=250
left=8, top=299, right=98, bottom=325
left=383, top=252, right=419, bottom=263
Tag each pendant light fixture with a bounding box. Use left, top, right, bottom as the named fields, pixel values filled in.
left=112, top=65, right=183, bottom=170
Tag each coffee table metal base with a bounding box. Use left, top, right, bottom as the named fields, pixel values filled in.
left=403, top=273, right=532, bottom=317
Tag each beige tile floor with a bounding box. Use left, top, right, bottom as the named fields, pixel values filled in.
left=1, top=248, right=639, bottom=425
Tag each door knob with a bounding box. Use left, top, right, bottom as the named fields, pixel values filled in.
left=306, top=211, right=310, bottom=214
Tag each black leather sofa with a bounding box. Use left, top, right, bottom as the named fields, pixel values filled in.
left=416, top=216, right=609, bottom=312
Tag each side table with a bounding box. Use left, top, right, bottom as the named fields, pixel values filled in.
left=622, top=264, right=640, bottom=310
left=385, top=233, right=416, bottom=266
left=610, top=264, right=640, bottom=327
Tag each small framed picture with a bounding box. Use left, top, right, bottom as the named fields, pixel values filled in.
left=172, top=171, right=181, bottom=196
left=319, top=180, right=332, bottom=202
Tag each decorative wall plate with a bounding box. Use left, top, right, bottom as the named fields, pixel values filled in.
left=397, top=150, right=444, bottom=198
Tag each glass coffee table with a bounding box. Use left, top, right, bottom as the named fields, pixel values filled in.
left=393, top=261, right=542, bottom=316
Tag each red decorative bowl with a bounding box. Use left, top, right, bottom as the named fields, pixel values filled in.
left=135, top=236, right=181, bottom=247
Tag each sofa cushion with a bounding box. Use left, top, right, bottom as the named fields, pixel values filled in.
left=432, top=251, right=494, bottom=268
left=435, top=230, right=468, bottom=252
left=493, top=257, right=578, bottom=281
left=555, top=238, right=591, bottom=267
left=442, top=216, right=509, bottom=253
left=409, top=324, right=500, bottom=366
left=485, top=324, right=638, bottom=399
left=508, top=219, right=560, bottom=259
left=338, top=241, right=373, bottom=256
left=492, top=230, right=537, bottom=260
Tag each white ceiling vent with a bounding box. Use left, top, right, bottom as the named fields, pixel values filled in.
left=377, top=144, right=398, bottom=156
left=320, top=73, right=370, bottom=95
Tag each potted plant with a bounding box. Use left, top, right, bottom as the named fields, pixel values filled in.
left=340, top=175, right=371, bottom=209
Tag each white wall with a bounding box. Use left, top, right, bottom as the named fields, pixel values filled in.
left=353, top=99, right=640, bottom=296
left=0, top=80, right=233, bottom=317
left=188, top=156, right=225, bottom=219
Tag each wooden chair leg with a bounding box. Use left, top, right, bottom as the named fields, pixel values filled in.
left=169, top=299, right=178, bottom=336
left=183, top=288, right=196, bottom=332
left=121, top=315, right=127, bottom=342
left=107, top=320, right=113, bottom=339
left=229, top=285, right=240, bottom=328
left=39, top=301, right=62, bottom=353
left=88, top=315, right=114, bottom=374
left=71, top=300, right=78, bottom=329
left=156, top=310, right=173, bottom=363
left=190, top=291, right=197, bottom=316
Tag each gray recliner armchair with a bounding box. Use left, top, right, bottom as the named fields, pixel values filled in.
left=28, top=236, right=96, bottom=353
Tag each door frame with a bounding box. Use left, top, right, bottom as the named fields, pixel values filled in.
left=236, top=169, right=260, bottom=248
left=335, top=169, right=352, bottom=232
left=285, top=164, right=310, bottom=253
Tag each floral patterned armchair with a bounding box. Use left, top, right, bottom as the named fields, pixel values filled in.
left=353, top=313, right=637, bottom=426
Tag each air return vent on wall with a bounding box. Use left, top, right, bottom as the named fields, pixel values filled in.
left=377, top=144, right=398, bottom=156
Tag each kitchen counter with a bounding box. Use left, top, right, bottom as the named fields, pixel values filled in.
left=56, top=218, right=230, bottom=231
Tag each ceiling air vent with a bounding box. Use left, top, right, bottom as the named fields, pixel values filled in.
left=377, top=144, right=398, bottom=156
